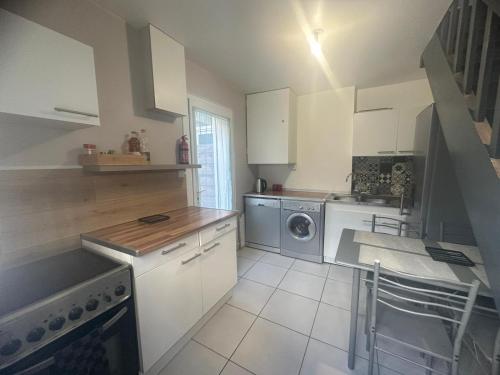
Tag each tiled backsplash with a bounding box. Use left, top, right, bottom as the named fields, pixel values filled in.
left=352, top=156, right=414, bottom=198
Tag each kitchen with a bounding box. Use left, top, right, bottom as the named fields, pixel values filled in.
left=1, top=1, right=499, bottom=375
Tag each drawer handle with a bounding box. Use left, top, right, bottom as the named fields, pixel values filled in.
left=377, top=151, right=396, bottom=154
left=162, top=242, right=187, bottom=255
left=203, top=242, right=220, bottom=253
left=398, top=150, right=415, bottom=153
left=257, top=203, right=265, bottom=207
left=181, top=253, right=201, bottom=265
left=216, top=223, right=231, bottom=232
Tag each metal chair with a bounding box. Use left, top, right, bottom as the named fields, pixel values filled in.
left=367, top=260, right=480, bottom=375
left=371, top=214, right=421, bottom=237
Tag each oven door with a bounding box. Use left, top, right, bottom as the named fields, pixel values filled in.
left=2, top=298, right=138, bottom=375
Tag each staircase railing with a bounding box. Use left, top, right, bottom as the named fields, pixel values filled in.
left=421, top=0, right=500, bottom=311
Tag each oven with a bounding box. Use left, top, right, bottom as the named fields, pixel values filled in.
left=2, top=298, right=138, bottom=375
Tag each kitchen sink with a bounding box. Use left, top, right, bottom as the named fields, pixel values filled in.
left=327, top=194, right=391, bottom=206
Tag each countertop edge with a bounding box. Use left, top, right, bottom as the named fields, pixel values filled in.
left=243, top=192, right=328, bottom=202
left=81, top=210, right=240, bottom=257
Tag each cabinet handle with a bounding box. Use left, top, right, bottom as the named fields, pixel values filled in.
left=216, top=223, right=231, bottom=232
left=398, top=150, right=415, bottom=153
left=257, top=203, right=265, bottom=207
left=54, top=107, right=99, bottom=118
left=162, top=242, right=187, bottom=255
left=181, top=253, right=201, bottom=265
left=377, top=151, right=396, bottom=154
left=203, top=242, right=220, bottom=253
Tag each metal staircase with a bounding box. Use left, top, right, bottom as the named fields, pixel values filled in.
left=421, top=0, right=500, bottom=310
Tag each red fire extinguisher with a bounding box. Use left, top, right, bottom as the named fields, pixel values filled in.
left=178, top=135, right=189, bottom=164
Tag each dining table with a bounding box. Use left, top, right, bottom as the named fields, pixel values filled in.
left=334, top=228, right=492, bottom=370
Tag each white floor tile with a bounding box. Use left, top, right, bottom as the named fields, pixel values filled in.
left=244, top=262, right=288, bottom=287
left=300, top=338, right=369, bottom=375
left=237, top=256, right=256, bottom=277
left=292, top=259, right=330, bottom=277
left=311, top=303, right=351, bottom=350
left=260, top=289, right=319, bottom=335
left=228, top=279, right=275, bottom=315
left=322, top=279, right=352, bottom=311
left=279, top=270, right=326, bottom=301
left=259, top=252, right=295, bottom=269
left=232, top=318, right=308, bottom=375
left=160, top=340, right=226, bottom=375
left=238, top=247, right=266, bottom=261
left=328, top=264, right=354, bottom=284
left=194, top=305, right=256, bottom=358
left=221, top=361, right=254, bottom=375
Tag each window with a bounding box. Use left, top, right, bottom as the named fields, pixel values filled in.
left=189, top=98, right=233, bottom=210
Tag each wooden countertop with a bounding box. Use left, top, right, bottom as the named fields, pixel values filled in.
left=81, top=206, right=239, bottom=256
left=244, top=189, right=329, bottom=201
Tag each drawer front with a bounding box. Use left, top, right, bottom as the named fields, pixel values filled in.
left=132, top=233, right=199, bottom=276
left=199, top=216, right=237, bottom=246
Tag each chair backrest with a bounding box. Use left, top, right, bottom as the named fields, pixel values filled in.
left=370, top=214, right=420, bottom=237
left=370, top=260, right=480, bottom=365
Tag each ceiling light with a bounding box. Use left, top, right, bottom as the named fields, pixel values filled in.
left=310, top=29, right=323, bottom=57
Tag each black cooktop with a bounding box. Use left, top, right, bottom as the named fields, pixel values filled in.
left=0, top=249, right=122, bottom=318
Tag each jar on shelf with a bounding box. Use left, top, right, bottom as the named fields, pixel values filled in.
left=128, top=131, right=141, bottom=154
left=82, top=144, right=97, bottom=155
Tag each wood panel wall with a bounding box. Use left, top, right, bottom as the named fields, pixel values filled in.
left=0, top=169, right=187, bottom=267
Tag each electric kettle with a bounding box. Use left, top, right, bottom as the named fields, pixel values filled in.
left=255, top=178, right=268, bottom=193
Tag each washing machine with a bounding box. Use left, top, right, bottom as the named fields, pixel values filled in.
left=280, top=199, right=324, bottom=263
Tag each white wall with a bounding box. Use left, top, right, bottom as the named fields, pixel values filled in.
left=0, top=0, right=255, bottom=210
left=258, top=87, right=355, bottom=192
left=356, top=78, right=433, bottom=111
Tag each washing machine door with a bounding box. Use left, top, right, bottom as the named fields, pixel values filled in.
left=286, top=213, right=317, bottom=242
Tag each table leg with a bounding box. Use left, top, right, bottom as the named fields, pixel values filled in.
left=348, top=268, right=361, bottom=369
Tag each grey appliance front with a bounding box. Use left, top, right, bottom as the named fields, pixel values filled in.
left=245, top=197, right=280, bottom=252
left=281, top=200, right=324, bottom=263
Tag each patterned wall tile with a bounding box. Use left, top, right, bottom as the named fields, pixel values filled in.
left=352, top=156, right=414, bottom=200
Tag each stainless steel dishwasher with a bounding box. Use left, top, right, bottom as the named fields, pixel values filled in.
left=244, top=197, right=281, bottom=253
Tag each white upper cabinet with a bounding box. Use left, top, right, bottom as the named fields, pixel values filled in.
left=247, top=88, right=297, bottom=164
left=396, top=105, right=428, bottom=154
left=144, top=25, right=188, bottom=117
left=0, top=9, right=100, bottom=128
left=352, top=109, right=398, bottom=156
left=353, top=107, right=423, bottom=156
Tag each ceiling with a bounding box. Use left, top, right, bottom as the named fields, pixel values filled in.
left=94, top=0, right=451, bottom=95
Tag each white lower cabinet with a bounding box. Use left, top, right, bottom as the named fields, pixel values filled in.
left=324, top=203, right=406, bottom=263
left=200, top=230, right=238, bottom=313
left=135, top=247, right=203, bottom=372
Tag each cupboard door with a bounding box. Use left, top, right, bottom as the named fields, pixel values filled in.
left=396, top=105, right=427, bottom=154
left=352, top=109, right=398, bottom=156
left=200, top=230, right=237, bottom=313
left=0, top=9, right=99, bottom=128
left=324, top=204, right=406, bottom=263
left=148, top=25, right=188, bottom=117
left=247, top=88, right=291, bottom=164
left=135, top=248, right=203, bottom=372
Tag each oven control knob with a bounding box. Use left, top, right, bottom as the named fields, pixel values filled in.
left=0, top=339, right=22, bottom=356
left=85, top=299, right=99, bottom=311
left=103, top=294, right=112, bottom=303
left=68, top=307, right=84, bottom=321
left=114, top=285, right=126, bottom=296
left=26, top=327, right=46, bottom=342
left=49, top=316, right=66, bottom=331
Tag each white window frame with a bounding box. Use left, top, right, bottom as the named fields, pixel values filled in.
left=182, top=95, right=235, bottom=210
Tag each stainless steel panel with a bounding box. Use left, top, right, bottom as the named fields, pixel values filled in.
left=245, top=197, right=280, bottom=248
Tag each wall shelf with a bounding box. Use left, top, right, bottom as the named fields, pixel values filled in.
left=82, top=164, right=201, bottom=173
